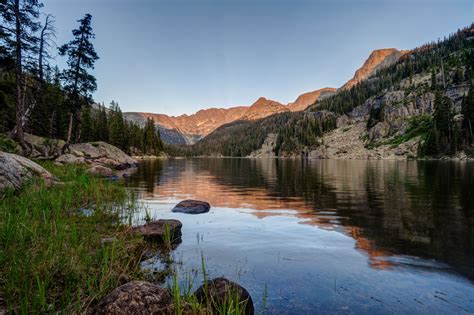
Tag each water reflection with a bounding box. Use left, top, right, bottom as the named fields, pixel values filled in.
left=128, top=159, right=474, bottom=282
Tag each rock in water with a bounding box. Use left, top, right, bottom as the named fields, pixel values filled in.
left=132, top=219, right=182, bottom=243
left=87, top=165, right=113, bottom=177
left=195, top=277, right=254, bottom=315
left=94, top=281, right=173, bottom=314
left=172, top=200, right=210, bottom=214
left=0, top=151, right=57, bottom=192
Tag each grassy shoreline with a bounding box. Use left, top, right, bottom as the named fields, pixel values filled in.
left=0, top=162, right=146, bottom=313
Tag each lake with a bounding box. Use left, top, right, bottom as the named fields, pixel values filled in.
left=126, top=158, right=474, bottom=314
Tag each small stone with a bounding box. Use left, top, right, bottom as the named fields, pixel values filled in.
left=94, top=281, right=173, bottom=314
left=195, top=277, right=254, bottom=315
left=132, top=219, right=182, bottom=243
left=172, top=200, right=210, bottom=214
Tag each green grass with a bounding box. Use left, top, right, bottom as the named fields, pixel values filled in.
left=0, top=163, right=146, bottom=314
left=167, top=253, right=251, bottom=315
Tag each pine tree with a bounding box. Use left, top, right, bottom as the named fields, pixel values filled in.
left=108, top=100, right=125, bottom=149
left=0, top=0, right=42, bottom=151
left=59, top=13, right=99, bottom=145
left=96, top=104, right=109, bottom=142
left=431, top=69, right=437, bottom=90
left=143, top=118, right=163, bottom=155
left=80, top=104, right=93, bottom=142
left=462, top=83, right=474, bottom=145
left=432, top=90, right=454, bottom=153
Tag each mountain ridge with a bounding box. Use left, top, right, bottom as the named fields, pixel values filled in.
left=124, top=47, right=405, bottom=144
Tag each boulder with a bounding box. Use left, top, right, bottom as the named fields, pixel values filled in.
left=55, top=154, right=85, bottom=164
left=0, top=151, right=57, bottom=192
left=69, top=142, right=137, bottom=165
left=368, top=122, right=390, bottom=141
left=132, top=219, right=182, bottom=243
left=23, top=133, right=65, bottom=159
left=172, top=200, right=210, bottom=214
left=94, top=281, right=173, bottom=314
left=87, top=165, right=113, bottom=177
left=195, top=277, right=254, bottom=315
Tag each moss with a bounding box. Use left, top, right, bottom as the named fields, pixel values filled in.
left=0, top=136, right=19, bottom=154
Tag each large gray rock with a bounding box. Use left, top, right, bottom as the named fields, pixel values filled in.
left=71, top=142, right=137, bottom=165
left=172, top=200, right=210, bottom=214
left=0, top=151, right=57, bottom=192
left=23, top=133, right=65, bottom=159
left=94, top=281, right=173, bottom=314
left=55, top=142, right=138, bottom=169
left=55, top=154, right=85, bottom=164
left=195, top=277, right=254, bottom=315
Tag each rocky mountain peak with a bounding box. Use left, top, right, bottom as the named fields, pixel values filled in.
left=341, top=48, right=405, bottom=90
left=287, top=87, right=337, bottom=112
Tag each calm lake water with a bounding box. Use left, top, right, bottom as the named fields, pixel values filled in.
left=126, top=158, right=474, bottom=314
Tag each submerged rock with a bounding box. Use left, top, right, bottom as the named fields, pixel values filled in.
left=172, top=200, right=210, bottom=214
left=0, top=151, right=58, bottom=192
left=94, top=281, right=173, bottom=314
left=114, top=163, right=129, bottom=171
left=195, top=277, right=254, bottom=315
left=133, top=219, right=182, bottom=243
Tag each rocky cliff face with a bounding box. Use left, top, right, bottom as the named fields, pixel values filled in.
left=341, top=48, right=406, bottom=90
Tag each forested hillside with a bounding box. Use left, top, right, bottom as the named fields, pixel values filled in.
left=168, top=23, right=474, bottom=159
left=0, top=3, right=163, bottom=156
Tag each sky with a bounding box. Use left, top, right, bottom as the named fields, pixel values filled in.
left=42, top=0, right=473, bottom=116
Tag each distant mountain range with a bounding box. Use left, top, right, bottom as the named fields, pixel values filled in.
left=124, top=48, right=405, bottom=144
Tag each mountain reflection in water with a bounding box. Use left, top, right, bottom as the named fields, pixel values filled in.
left=127, top=158, right=474, bottom=313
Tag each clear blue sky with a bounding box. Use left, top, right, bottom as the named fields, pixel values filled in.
left=43, top=0, right=473, bottom=116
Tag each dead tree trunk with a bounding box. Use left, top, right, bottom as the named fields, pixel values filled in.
left=12, top=0, right=29, bottom=154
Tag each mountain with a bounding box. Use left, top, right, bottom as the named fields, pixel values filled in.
left=340, top=48, right=405, bottom=90
left=124, top=48, right=406, bottom=145
left=124, top=106, right=248, bottom=144
left=287, top=88, right=337, bottom=111
left=241, top=97, right=288, bottom=120
left=173, top=24, right=474, bottom=159
left=124, top=89, right=335, bottom=144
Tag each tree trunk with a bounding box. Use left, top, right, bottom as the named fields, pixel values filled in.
left=66, top=112, right=74, bottom=144
left=13, top=0, right=28, bottom=153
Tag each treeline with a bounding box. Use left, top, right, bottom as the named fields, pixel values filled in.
left=422, top=81, right=474, bottom=156
left=274, top=111, right=337, bottom=155
left=166, top=112, right=303, bottom=157
left=80, top=101, right=164, bottom=155
left=0, top=0, right=163, bottom=156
